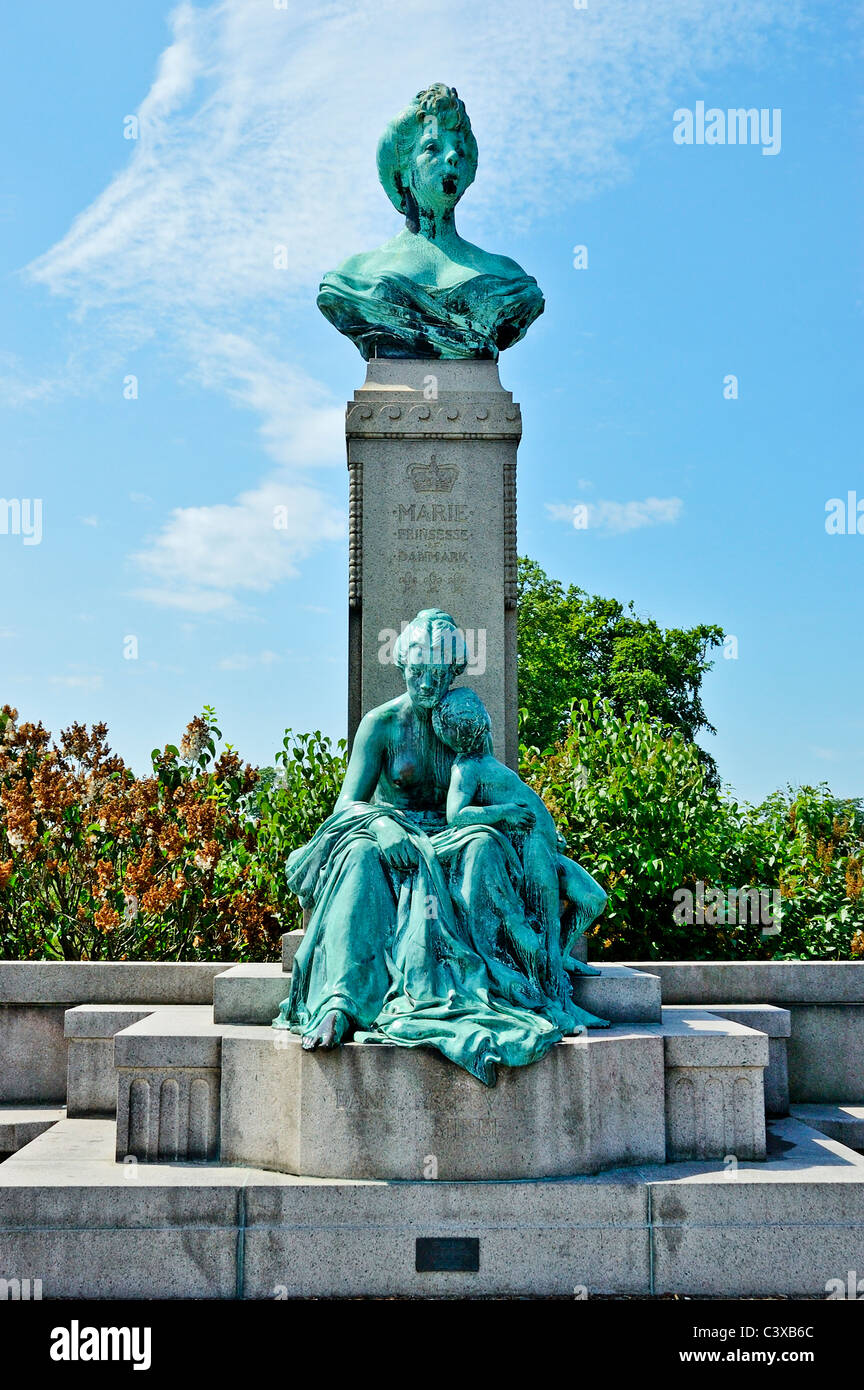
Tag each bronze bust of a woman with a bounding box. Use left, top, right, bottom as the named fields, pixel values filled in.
left=317, top=84, right=544, bottom=360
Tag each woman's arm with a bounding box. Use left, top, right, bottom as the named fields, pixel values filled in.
left=335, top=711, right=384, bottom=808
left=336, top=710, right=419, bottom=872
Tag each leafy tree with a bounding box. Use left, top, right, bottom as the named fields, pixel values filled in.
left=522, top=700, right=864, bottom=961
left=516, top=557, right=724, bottom=776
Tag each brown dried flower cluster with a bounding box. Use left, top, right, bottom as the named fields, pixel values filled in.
left=0, top=705, right=283, bottom=963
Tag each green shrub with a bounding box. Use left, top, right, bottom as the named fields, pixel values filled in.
left=2, top=693, right=861, bottom=963
left=521, top=699, right=864, bottom=960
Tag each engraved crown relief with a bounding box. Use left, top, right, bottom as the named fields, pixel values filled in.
left=407, top=454, right=459, bottom=493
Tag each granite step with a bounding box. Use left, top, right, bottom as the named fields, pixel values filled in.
left=64, top=1003, right=208, bottom=1117
left=3, top=1115, right=864, bottom=1298
left=791, top=1103, right=864, bottom=1151
left=0, top=1104, right=66, bottom=1158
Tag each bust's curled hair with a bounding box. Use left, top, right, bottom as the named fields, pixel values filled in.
left=376, top=83, right=479, bottom=220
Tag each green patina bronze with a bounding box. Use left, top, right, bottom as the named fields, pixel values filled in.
left=317, top=84, right=544, bottom=359
left=273, top=611, right=607, bottom=1085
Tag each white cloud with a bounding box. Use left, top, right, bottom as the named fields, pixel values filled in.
left=0, top=348, right=99, bottom=407
left=218, top=649, right=281, bottom=671
left=131, top=476, right=344, bottom=611
left=130, top=586, right=243, bottom=616
left=547, top=496, right=683, bottom=534
left=810, top=745, right=842, bottom=763
left=184, top=330, right=344, bottom=468
left=49, top=674, right=104, bottom=691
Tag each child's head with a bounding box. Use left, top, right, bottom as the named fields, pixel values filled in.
left=432, top=687, right=493, bottom=756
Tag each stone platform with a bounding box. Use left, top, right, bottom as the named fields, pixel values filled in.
left=0, top=1105, right=65, bottom=1160
left=100, top=999, right=768, bottom=1176
left=2, top=1114, right=863, bottom=1299
left=1, top=956, right=857, bottom=1298
left=35, top=961, right=777, bottom=1179
left=791, top=1103, right=864, bottom=1151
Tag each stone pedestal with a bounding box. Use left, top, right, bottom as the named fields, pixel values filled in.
left=212, top=964, right=289, bottom=1026
left=65, top=1005, right=173, bottom=1116
left=664, top=1002, right=791, bottom=1117
left=214, top=961, right=660, bottom=1028
left=346, top=360, right=521, bottom=766
left=219, top=1028, right=667, bottom=1180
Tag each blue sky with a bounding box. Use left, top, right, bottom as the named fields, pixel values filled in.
left=0, top=0, right=861, bottom=803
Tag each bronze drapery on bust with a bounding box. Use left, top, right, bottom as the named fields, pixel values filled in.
left=317, top=84, right=544, bottom=360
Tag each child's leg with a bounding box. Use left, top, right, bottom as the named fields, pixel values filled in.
left=558, top=856, right=607, bottom=974
left=447, top=831, right=544, bottom=1007
left=520, top=829, right=566, bottom=988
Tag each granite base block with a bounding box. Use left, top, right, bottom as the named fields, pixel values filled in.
left=281, top=931, right=304, bottom=973
left=651, top=1117, right=864, bottom=1296
left=213, top=964, right=291, bottom=1025
left=113, top=1008, right=223, bottom=1162
left=660, top=1009, right=768, bottom=1161
left=0, top=1005, right=67, bottom=1103
left=664, top=1002, right=790, bottom=1117
left=242, top=1177, right=649, bottom=1299
left=571, top=965, right=661, bottom=1023
left=220, top=1026, right=666, bottom=1181
left=217, top=961, right=654, bottom=1028
left=786, top=1004, right=864, bottom=1103
left=64, top=1004, right=194, bottom=1117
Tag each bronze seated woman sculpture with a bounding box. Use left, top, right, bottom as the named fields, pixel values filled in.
left=274, top=611, right=608, bottom=1084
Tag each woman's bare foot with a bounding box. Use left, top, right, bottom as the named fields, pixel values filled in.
left=301, top=1009, right=352, bottom=1050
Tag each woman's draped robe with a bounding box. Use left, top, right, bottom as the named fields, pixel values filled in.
left=274, top=802, right=608, bottom=1085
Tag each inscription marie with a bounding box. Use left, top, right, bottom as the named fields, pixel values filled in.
left=395, top=501, right=469, bottom=523
left=345, top=357, right=522, bottom=765
left=391, top=488, right=475, bottom=586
